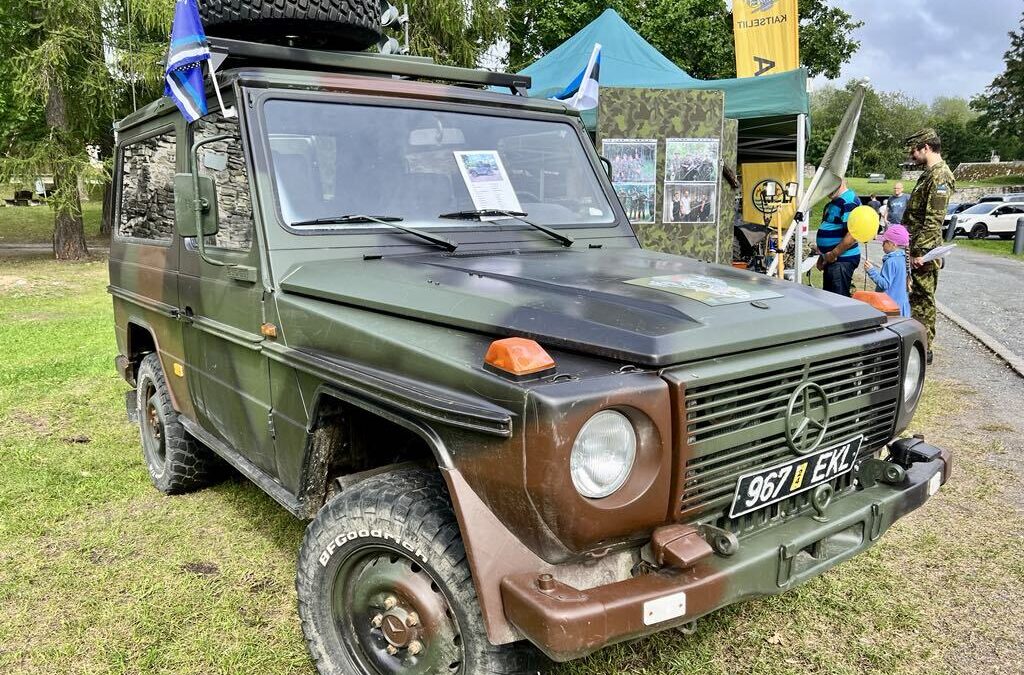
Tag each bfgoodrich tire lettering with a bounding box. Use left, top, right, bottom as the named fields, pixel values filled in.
left=136, top=353, right=222, bottom=494
left=296, top=467, right=541, bottom=674
left=199, top=0, right=383, bottom=51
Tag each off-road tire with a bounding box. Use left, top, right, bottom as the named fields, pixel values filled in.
left=199, top=0, right=384, bottom=51
left=136, top=353, right=223, bottom=494
left=297, top=467, right=542, bottom=674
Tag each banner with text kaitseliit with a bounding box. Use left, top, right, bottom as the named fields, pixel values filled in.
left=733, top=0, right=799, bottom=77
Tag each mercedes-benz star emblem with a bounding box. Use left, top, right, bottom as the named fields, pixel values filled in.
left=785, top=382, right=829, bottom=454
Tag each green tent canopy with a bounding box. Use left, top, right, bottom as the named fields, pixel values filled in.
left=519, top=9, right=809, bottom=160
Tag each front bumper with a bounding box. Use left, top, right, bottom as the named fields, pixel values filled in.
left=500, top=440, right=951, bottom=662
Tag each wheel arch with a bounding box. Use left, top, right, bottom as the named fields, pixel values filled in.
left=125, top=319, right=160, bottom=377
left=296, top=385, right=456, bottom=519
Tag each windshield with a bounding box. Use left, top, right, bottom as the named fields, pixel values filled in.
left=263, top=99, right=615, bottom=230
left=962, top=203, right=997, bottom=215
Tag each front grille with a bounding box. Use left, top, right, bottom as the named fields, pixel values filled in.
left=673, top=332, right=902, bottom=534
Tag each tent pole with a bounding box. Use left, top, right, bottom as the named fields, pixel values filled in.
left=793, top=113, right=807, bottom=284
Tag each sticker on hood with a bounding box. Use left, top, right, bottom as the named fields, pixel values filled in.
left=624, top=274, right=782, bottom=306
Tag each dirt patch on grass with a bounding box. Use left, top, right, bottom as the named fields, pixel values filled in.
left=182, top=561, right=220, bottom=576
left=0, top=275, right=29, bottom=291
left=6, top=410, right=52, bottom=437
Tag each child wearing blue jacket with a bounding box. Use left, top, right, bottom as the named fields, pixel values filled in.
left=863, top=224, right=911, bottom=317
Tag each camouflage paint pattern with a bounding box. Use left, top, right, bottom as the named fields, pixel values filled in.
left=719, top=118, right=739, bottom=262
left=106, top=52, right=950, bottom=665
left=597, top=87, right=728, bottom=263
left=903, top=158, right=955, bottom=344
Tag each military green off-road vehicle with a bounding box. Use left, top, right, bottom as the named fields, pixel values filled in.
left=109, top=4, right=951, bottom=673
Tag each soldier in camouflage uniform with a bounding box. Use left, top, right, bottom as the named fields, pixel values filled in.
left=901, top=128, right=955, bottom=364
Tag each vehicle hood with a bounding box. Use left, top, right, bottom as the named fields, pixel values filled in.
left=279, top=248, right=885, bottom=366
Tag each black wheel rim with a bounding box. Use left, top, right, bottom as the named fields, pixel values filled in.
left=141, top=383, right=166, bottom=467
left=330, top=543, right=465, bottom=674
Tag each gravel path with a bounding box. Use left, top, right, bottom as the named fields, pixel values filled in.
left=930, top=314, right=1024, bottom=505
left=935, top=245, right=1024, bottom=360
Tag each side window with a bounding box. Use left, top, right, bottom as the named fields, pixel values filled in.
left=117, top=130, right=176, bottom=243
left=194, top=115, right=254, bottom=252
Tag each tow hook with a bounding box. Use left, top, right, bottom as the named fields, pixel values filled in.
left=697, top=523, right=739, bottom=556
left=857, top=458, right=907, bottom=488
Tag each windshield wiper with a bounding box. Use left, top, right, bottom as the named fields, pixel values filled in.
left=290, top=214, right=458, bottom=252
left=439, top=209, right=574, bottom=248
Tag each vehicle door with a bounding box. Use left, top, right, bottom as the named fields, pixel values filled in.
left=178, top=111, right=277, bottom=476
left=994, top=204, right=1022, bottom=234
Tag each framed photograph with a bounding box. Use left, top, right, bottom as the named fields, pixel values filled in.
left=663, top=182, right=718, bottom=224
left=612, top=183, right=656, bottom=224
left=602, top=139, right=658, bottom=184
left=665, top=138, right=720, bottom=183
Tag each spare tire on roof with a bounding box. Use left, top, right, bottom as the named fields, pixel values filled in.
left=199, top=0, right=384, bottom=52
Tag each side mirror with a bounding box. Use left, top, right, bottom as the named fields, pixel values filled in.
left=174, top=173, right=220, bottom=238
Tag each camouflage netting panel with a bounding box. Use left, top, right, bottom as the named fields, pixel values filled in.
left=118, top=131, right=177, bottom=242
left=597, top=87, right=726, bottom=263
left=196, top=117, right=255, bottom=252
left=719, top=118, right=739, bottom=263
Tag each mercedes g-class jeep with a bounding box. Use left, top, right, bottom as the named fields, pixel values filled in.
left=109, top=31, right=951, bottom=675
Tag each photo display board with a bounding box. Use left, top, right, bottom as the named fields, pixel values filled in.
left=597, top=88, right=729, bottom=263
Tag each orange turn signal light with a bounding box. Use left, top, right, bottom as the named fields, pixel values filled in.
left=852, top=291, right=900, bottom=316
left=484, top=338, right=555, bottom=376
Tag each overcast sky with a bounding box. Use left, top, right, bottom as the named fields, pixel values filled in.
left=810, top=0, right=1022, bottom=103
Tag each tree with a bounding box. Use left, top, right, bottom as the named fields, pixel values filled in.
left=972, top=14, right=1024, bottom=142
left=809, top=82, right=928, bottom=178
left=0, top=0, right=171, bottom=260
left=797, top=0, right=862, bottom=80
left=506, top=0, right=861, bottom=80
left=402, top=0, right=506, bottom=69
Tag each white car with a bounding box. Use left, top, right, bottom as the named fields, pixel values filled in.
left=951, top=201, right=1024, bottom=239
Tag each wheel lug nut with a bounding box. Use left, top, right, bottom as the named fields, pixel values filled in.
left=385, top=645, right=399, bottom=656
left=406, top=612, right=419, bottom=627
left=371, top=613, right=383, bottom=628
left=408, top=640, right=423, bottom=656
left=384, top=595, right=398, bottom=610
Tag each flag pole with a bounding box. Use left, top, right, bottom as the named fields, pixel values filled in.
left=793, top=113, right=806, bottom=283
left=207, top=64, right=236, bottom=118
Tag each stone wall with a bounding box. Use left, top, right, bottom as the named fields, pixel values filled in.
left=954, top=161, right=1024, bottom=183
left=118, top=132, right=177, bottom=241
left=197, top=118, right=254, bottom=252
left=953, top=184, right=1024, bottom=204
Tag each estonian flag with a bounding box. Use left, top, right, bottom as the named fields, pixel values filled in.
left=164, top=0, right=210, bottom=123
left=553, top=43, right=602, bottom=111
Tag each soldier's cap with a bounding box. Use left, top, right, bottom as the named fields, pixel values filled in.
left=904, top=128, right=940, bottom=151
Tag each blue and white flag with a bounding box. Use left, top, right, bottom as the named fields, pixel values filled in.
left=164, top=0, right=210, bottom=122
left=553, top=43, right=601, bottom=111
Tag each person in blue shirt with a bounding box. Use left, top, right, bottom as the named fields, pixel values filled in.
left=864, top=224, right=911, bottom=317
left=886, top=182, right=910, bottom=224
left=816, top=179, right=862, bottom=297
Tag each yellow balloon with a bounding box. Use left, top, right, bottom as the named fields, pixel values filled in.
left=848, top=205, right=880, bottom=243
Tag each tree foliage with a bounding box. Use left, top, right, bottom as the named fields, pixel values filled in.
left=506, top=0, right=861, bottom=80
left=400, top=0, right=505, bottom=69
left=972, top=14, right=1024, bottom=145
left=810, top=81, right=1022, bottom=179
left=0, top=0, right=172, bottom=258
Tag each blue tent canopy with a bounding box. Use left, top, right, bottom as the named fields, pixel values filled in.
left=519, top=9, right=810, bottom=159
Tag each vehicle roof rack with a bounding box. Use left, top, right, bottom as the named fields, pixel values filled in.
left=208, top=37, right=531, bottom=95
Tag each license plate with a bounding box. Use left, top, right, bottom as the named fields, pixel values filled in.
left=729, top=436, right=864, bottom=518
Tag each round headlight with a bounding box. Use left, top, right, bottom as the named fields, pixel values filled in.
left=570, top=410, right=637, bottom=499
left=903, top=345, right=924, bottom=407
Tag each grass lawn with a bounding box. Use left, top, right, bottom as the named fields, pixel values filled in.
left=954, top=238, right=1021, bottom=259
left=1, top=255, right=1022, bottom=674
left=0, top=201, right=107, bottom=247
